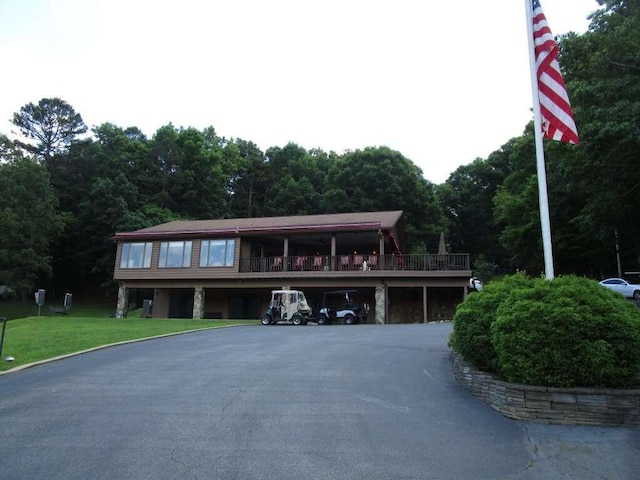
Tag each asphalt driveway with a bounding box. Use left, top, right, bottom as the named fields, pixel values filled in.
left=0, top=323, right=638, bottom=479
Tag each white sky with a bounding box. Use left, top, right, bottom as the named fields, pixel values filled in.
left=0, top=0, right=600, bottom=184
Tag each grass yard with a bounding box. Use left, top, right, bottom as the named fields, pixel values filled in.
left=0, top=316, right=258, bottom=372
left=0, top=301, right=116, bottom=320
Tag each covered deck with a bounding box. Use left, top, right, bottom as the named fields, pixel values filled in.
left=239, top=253, right=470, bottom=274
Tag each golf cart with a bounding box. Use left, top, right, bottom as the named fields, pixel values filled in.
left=261, top=289, right=312, bottom=325
left=317, top=289, right=368, bottom=325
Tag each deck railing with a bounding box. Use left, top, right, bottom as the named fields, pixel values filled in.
left=239, top=254, right=469, bottom=273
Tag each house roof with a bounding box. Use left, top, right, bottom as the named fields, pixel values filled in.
left=113, top=211, right=404, bottom=241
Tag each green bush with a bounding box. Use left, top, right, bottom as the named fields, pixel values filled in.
left=491, top=275, right=640, bottom=388
left=449, top=272, right=534, bottom=371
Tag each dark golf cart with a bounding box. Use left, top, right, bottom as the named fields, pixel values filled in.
left=317, top=289, right=368, bottom=325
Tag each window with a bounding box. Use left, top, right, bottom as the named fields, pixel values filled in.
left=120, top=242, right=153, bottom=269
left=158, top=241, right=192, bottom=268
left=200, top=239, right=235, bottom=267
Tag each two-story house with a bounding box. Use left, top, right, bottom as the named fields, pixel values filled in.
left=112, top=210, right=471, bottom=323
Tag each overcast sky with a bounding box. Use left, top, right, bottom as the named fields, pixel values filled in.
left=0, top=0, right=600, bottom=184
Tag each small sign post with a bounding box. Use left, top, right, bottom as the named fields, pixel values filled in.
left=0, top=317, right=7, bottom=360
left=64, top=293, right=73, bottom=311
left=35, top=289, right=46, bottom=317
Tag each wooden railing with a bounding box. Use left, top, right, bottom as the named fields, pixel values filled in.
left=239, top=254, right=469, bottom=273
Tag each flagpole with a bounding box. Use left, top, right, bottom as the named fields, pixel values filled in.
left=525, top=0, right=555, bottom=280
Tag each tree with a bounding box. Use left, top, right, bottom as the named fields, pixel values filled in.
left=490, top=129, right=596, bottom=276
left=263, top=143, right=324, bottom=216
left=11, top=98, right=87, bottom=163
left=173, top=127, right=232, bottom=219
left=438, top=142, right=515, bottom=267
left=47, top=123, right=191, bottom=292
left=0, top=134, right=23, bottom=159
left=441, top=1, right=640, bottom=276
left=74, top=173, right=165, bottom=288
left=144, top=125, right=233, bottom=219
left=494, top=173, right=543, bottom=273
left=227, top=139, right=269, bottom=218
left=322, top=147, right=445, bottom=248
left=0, top=154, right=64, bottom=299
left=557, top=0, right=640, bottom=274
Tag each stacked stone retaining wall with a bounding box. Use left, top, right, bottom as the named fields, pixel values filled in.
left=451, top=351, right=640, bottom=426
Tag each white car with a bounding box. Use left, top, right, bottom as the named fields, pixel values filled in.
left=598, top=278, right=640, bottom=300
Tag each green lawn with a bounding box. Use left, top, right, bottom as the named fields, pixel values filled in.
left=0, top=316, right=259, bottom=372
left=0, top=301, right=116, bottom=320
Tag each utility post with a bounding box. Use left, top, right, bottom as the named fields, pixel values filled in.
left=35, top=289, right=45, bottom=317
left=0, top=317, right=7, bottom=360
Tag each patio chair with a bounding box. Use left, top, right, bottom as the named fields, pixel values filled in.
left=294, top=256, right=306, bottom=270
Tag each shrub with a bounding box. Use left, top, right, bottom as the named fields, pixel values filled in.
left=449, top=272, right=534, bottom=372
left=491, top=275, right=640, bottom=388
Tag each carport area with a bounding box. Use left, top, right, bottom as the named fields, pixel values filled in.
left=118, top=282, right=467, bottom=323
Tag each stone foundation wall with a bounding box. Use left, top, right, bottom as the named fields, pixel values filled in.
left=451, top=351, right=640, bottom=426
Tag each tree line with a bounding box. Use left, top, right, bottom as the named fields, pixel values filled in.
left=0, top=0, right=638, bottom=300
left=0, top=106, right=444, bottom=299
left=440, top=0, right=640, bottom=279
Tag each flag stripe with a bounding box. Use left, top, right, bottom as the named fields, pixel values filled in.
left=531, top=0, right=579, bottom=144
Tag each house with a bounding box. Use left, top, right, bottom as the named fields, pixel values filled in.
left=112, top=210, right=471, bottom=323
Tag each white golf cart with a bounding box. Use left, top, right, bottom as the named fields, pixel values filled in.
left=261, top=289, right=312, bottom=325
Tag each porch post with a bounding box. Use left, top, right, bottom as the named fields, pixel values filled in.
left=283, top=237, right=289, bottom=271
left=193, top=287, right=204, bottom=320
left=331, top=234, right=336, bottom=270
left=116, top=283, right=128, bottom=318
left=375, top=284, right=386, bottom=324
left=423, top=285, right=428, bottom=323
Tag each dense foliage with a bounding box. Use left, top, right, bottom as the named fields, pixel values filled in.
left=448, top=273, right=533, bottom=371
left=0, top=1, right=638, bottom=298
left=441, top=0, right=640, bottom=279
left=0, top=143, right=64, bottom=300
left=493, top=276, right=640, bottom=388
left=451, top=274, right=640, bottom=388
left=1, top=118, right=444, bottom=297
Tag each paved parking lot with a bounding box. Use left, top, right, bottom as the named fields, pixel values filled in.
left=0, top=323, right=638, bottom=479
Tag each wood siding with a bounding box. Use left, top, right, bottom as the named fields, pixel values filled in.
left=114, top=237, right=241, bottom=280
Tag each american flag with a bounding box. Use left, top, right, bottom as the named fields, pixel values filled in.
left=531, top=0, right=579, bottom=144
